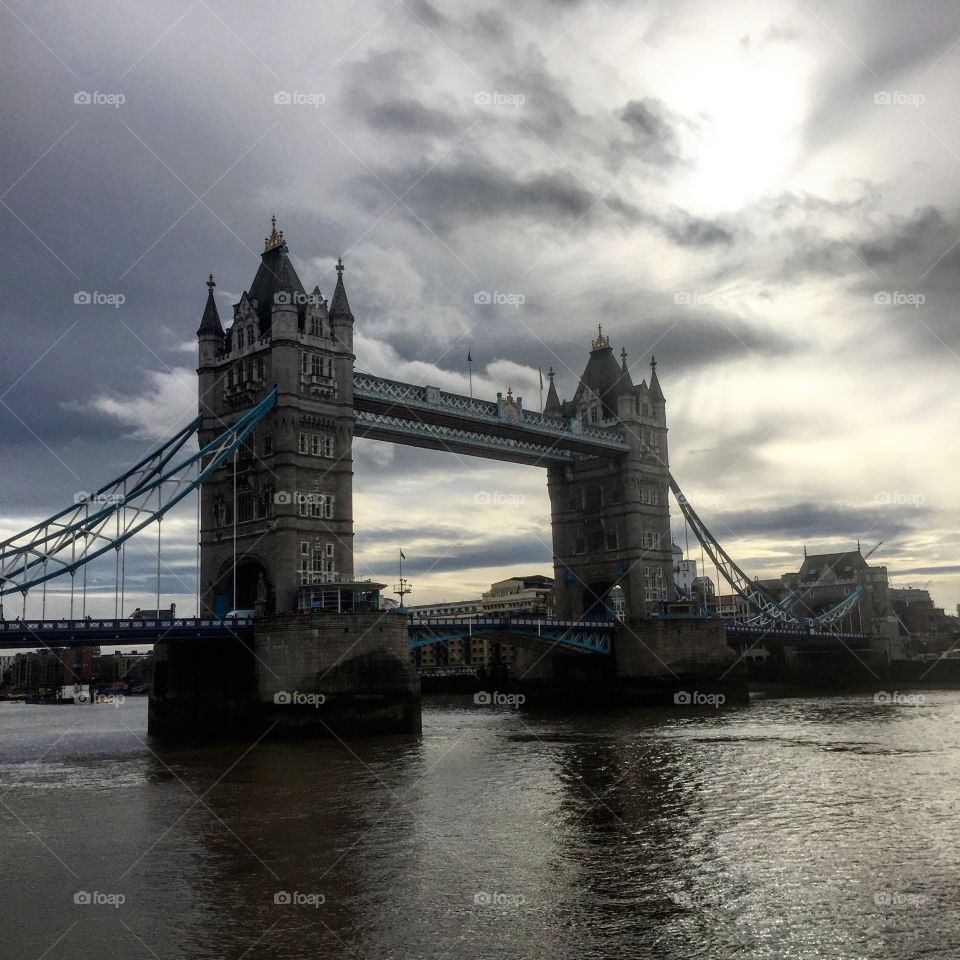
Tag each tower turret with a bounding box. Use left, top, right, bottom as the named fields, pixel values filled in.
left=197, top=273, right=224, bottom=366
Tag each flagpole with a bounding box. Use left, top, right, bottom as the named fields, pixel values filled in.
left=539, top=368, right=544, bottom=413
left=468, top=349, right=473, bottom=398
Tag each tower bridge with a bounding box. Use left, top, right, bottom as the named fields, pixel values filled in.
left=0, top=219, right=884, bottom=737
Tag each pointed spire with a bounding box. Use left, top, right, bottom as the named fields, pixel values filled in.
left=544, top=365, right=562, bottom=417
left=591, top=323, right=610, bottom=352
left=648, top=354, right=664, bottom=402
left=264, top=214, right=284, bottom=252
left=329, top=256, right=353, bottom=320
left=197, top=273, right=225, bottom=338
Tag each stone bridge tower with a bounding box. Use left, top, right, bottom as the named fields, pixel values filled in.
left=196, top=219, right=356, bottom=616
left=546, top=328, right=674, bottom=621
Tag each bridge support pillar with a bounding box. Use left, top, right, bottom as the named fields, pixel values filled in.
left=148, top=612, right=420, bottom=740
left=256, top=612, right=421, bottom=736
left=613, top=617, right=748, bottom=705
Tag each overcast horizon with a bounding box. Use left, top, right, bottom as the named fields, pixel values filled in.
left=2, top=0, right=959, bottom=618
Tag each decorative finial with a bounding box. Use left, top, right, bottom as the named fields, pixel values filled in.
left=591, top=324, right=610, bottom=352
left=621, top=347, right=627, bottom=363
left=548, top=366, right=555, bottom=381
left=506, top=386, right=513, bottom=401
left=207, top=273, right=215, bottom=292
left=650, top=355, right=657, bottom=371
left=264, top=214, right=284, bottom=251
left=335, top=256, right=344, bottom=276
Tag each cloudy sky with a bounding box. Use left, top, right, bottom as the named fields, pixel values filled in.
left=1, top=0, right=959, bottom=617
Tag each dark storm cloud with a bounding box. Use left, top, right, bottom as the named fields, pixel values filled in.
left=365, top=157, right=732, bottom=250
left=340, top=48, right=460, bottom=137
left=896, top=565, right=960, bottom=577
left=856, top=206, right=949, bottom=267
left=709, top=501, right=931, bottom=540
left=615, top=97, right=686, bottom=168
left=390, top=534, right=552, bottom=575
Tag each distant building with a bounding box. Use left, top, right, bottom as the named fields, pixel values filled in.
left=408, top=574, right=554, bottom=671
left=782, top=547, right=899, bottom=647
left=889, top=588, right=958, bottom=656
left=92, top=649, right=153, bottom=690
left=480, top=575, right=553, bottom=616
left=672, top=542, right=698, bottom=598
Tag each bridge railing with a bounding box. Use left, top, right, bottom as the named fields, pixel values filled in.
left=0, top=618, right=251, bottom=632
left=353, top=372, right=628, bottom=452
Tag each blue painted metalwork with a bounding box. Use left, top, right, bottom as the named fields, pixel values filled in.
left=407, top=617, right=613, bottom=655
left=0, top=390, right=277, bottom=597
left=669, top=475, right=866, bottom=630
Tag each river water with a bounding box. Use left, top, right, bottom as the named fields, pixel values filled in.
left=1, top=691, right=958, bottom=959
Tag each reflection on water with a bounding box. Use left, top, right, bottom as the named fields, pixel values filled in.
left=1, top=692, right=959, bottom=959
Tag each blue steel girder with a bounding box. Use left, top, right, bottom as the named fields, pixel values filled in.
left=0, top=391, right=278, bottom=597
left=669, top=475, right=866, bottom=629
left=353, top=371, right=629, bottom=464
left=407, top=617, right=613, bottom=655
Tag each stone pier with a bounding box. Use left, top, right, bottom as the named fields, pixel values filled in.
left=148, top=612, right=421, bottom=740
